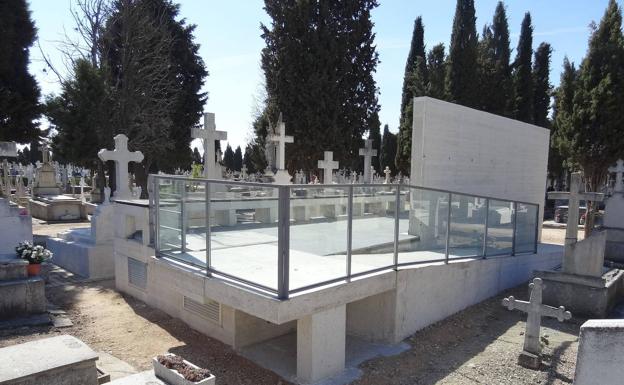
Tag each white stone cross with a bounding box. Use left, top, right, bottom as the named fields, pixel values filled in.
left=241, top=164, right=248, bottom=179
left=192, top=112, right=227, bottom=178
left=40, top=145, right=51, bottom=164
left=98, top=134, right=144, bottom=200
left=502, top=278, right=571, bottom=358
left=609, top=159, right=624, bottom=193
left=384, top=166, right=392, bottom=184
left=359, top=139, right=377, bottom=184
left=268, top=116, right=294, bottom=170
left=548, top=172, right=604, bottom=263
left=317, top=151, right=339, bottom=184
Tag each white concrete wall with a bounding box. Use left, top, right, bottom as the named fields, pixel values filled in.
left=409, top=97, right=550, bottom=237
left=574, top=319, right=624, bottom=385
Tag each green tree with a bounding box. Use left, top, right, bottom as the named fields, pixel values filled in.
left=368, top=113, right=382, bottom=173
left=559, top=0, right=624, bottom=232
left=233, top=145, right=243, bottom=171
left=550, top=57, right=576, bottom=188
left=396, top=17, right=427, bottom=175
left=533, top=42, right=553, bottom=128
left=426, top=43, right=446, bottom=99
left=0, top=0, right=41, bottom=143
left=446, top=0, right=478, bottom=108
left=380, top=124, right=397, bottom=175
left=223, top=144, right=235, bottom=171
left=260, top=0, right=380, bottom=172
left=512, top=12, right=534, bottom=123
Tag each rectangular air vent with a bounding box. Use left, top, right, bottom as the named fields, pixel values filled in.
left=128, top=257, right=147, bottom=290
left=183, top=296, right=221, bottom=325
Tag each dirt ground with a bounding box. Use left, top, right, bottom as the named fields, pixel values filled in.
left=0, top=224, right=581, bottom=385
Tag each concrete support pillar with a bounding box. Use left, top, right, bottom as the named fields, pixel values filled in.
left=297, top=304, right=346, bottom=384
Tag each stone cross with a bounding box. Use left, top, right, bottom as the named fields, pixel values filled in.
left=609, top=159, right=624, bottom=193
left=502, top=278, right=571, bottom=367
left=268, top=115, right=294, bottom=170
left=241, top=164, right=247, bottom=179
left=359, top=139, right=377, bottom=184
left=317, top=151, right=339, bottom=184
left=548, top=172, right=604, bottom=263
left=40, top=145, right=51, bottom=164
left=192, top=112, right=227, bottom=178
left=98, top=134, right=144, bottom=200
left=384, top=166, right=392, bottom=184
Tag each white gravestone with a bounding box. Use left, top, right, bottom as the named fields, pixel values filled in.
left=359, top=139, right=377, bottom=184
left=317, top=152, right=339, bottom=185
left=269, top=115, right=294, bottom=184
left=192, top=112, right=227, bottom=179
left=502, top=278, right=571, bottom=368
left=383, top=166, right=392, bottom=184
left=98, top=134, right=144, bottom=201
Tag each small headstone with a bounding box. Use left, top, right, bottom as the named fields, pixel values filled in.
left=502, top=278, right=571, bottom=369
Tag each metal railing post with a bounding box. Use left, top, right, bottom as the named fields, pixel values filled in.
left=205, top=181, right=211, bottom=276
left=153, top=176, right=160, bottom=252
left=445, top=192, right=452, bottom=263
left=277, top=186, right=290, bottom=299
left=346, top=185, right=353, bottom=280
left=393, top=184, right=401, bottom=269
left=180, top=181, right=187, bottom=253
left=511, top=202, right=518, bottom=256
left=482, top=199, right=489, bottom=258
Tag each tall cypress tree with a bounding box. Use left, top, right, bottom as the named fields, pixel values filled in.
left=380, top=124, right=397, bottom=174
left=0, top=0, right=41, bottom=143
left=223, top=144, right=235, bottom=171
left=426, top=43, right=446, bottom=100
left=368, top=115, right=382, bottom=173
left=260, top=0, right=380, bottom=172
left=533, top=42, right=553, bottom=128
left=396, top=17, right=427, bottom=175
left=233, top=145, right=243, bottom=171
left=550, top=58, right=577, bottom=187
left=512, top=12, right=534, bottom=123
left=445, top=0, right=478, bottom=108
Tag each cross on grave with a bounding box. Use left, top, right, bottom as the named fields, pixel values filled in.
left=502, top=278, right=571, bottom=368
left=317, top=151, right=339, bottom=184
left=609, top=159, right=624, bottom=193
left=268, top=115, right=294, bottom=170
left=547, top=172, right=604, bottom=266
left=40, top=145, right=51, bottom=164
left=241, top=164, right=248, bottom=179
left=359, top=139, right=377, bottom=184
left=98, top=134, right=144, bottom=201
left=192, top=112, right=227, bottom=178
left=384, top=166, right=392, bottom=184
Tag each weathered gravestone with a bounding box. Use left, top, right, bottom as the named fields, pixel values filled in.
left=502, top=278, right=571, bottom=369
left=317, top=151, right=339, bottom=185
left=192, top=112, right=227, bottom=179
left=98, top=134, right=144, bottom=201
left=268, top=114, right=294, bottom=184
left=359, top=139, right=377, bottom=184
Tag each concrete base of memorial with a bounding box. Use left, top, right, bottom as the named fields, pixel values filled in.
left=47, top=232, right=113, bottom=279
left=605, top=227, right=624, bottom=263
left=29, top=195, right=86, bottom=221
left=0, top=259, right=46, bottom=320
left=534, top=268, right=624, bottom=318
left=574, top=319, right=624, bottom=385
left=114, top=235, right=561, bottom=384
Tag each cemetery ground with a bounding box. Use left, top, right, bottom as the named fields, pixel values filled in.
left=0, top=223, right=583, bottom=385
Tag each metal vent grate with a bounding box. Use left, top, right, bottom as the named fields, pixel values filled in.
left=128, top=257, right=147, bottom=290
left=183, top=296, right=221, bottom=325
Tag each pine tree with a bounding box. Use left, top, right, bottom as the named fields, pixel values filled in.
left=426, top=44, right=446, bottom=99
left=260, top=0, right=380, bottom=172
left=550, top=58, right=576, bottom=187
left=380, top=124, right=397, bottom=174
left=512, top=12, right=534, bottom=123
left=368, top=115, right=382, bottom=173
left=396, top=17, right=428, bottom=175
left=533, top=42, right=553, bottom=128
left=233, top=146, right=243, bottom=171
left=446, top=0, right=478, bottom=108
left=223, top=144, right=235, bottom=171
left=0, top=0, right=41, bottom=143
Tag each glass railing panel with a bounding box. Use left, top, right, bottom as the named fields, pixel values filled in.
left=183, top=180, right=208, bottom=259
left=449, top=193, right=487, bottom=259
left=398, top=187, right=449, bottom=264
left=210, top=182, right=279, bottom=290
left=350, top=185, right=397, bottom=274
left=289, top=185, right=348, bottom=290
left=157, top=179, right=183, bottom=256
left=515, top=203, right=538, bottom=254
left=486, top=199, right=514, bottom=256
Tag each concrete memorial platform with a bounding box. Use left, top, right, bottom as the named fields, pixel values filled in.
left=574, top=319, right=624, bottom=385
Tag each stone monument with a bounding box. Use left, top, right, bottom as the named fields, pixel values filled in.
left=604, top=159, right=624, bottom=262
left=502, top=278, right=571, bottom=369
left=98, top=134, right=144, bottom=200
left=192, top=112, right=227, bottom=179
left=317, top=151, right=339, bottom=185
left=535, top=172, right=624, bottom=317
left=268, top=114, right=294, bottom=184
left=359, top=139, right=377, bottom=184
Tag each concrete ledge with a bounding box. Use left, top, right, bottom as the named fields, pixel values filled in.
left=575, top=319, right=624, bottom=385
left=0, top=277, right=46, bottom=319
left=0, top=335, right=98, bottom=385
left=47, top=237, right=113, bottom=279
left=0, top=259, right=28, bottom=280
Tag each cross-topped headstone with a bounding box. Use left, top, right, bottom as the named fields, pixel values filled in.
left=359, top=139, right=377, bottom=184
left=317, top=151, right=339, bottom=184
left=98, top=134, right=144, bottom=200
left=609, top=159, right=624, bottom=193
left=384, top=166, right=392, bottom=184
left=241, top=164, right=247, bottom=179
left=548, top=172, right=604, bottom=265
left=192, top=112, right=227, bottom=178
left=40, top=145, right=51, bottom=164
left=268, top=115, right=294, bottom=170
left=502, top=278, right=571, bottom=367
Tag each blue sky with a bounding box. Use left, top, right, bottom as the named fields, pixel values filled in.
left=29, top=0, right=615, bottom=152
